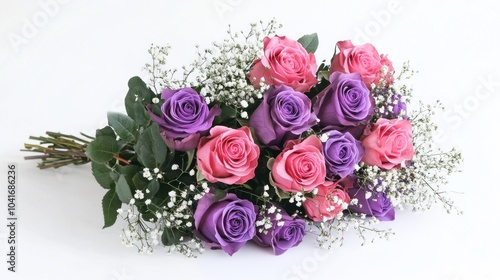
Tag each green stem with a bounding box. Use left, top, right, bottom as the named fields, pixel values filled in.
left=23, top=131, right=92, bottom=169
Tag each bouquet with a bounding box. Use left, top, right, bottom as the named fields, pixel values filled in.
left=24, top=20, right=462, bottom=257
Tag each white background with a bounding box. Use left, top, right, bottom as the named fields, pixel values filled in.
left=1, top=0, right=499, bottom=279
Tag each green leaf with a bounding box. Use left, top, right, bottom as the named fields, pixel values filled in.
left=85, top=136, right=119, bottom=164
left=102, top=188, right=122, bottom=228
left=128, top=76, right=155, bottom=101
left=298, top=33, right=319, bottom=53
left=196, top=169, right=205, bottom=182
left=213, top=188, right=227, bottom=201
left=132, top=173, right=149, bottom=190
left=116, top=165, right=141, bottom=182
left=107, top=112, right=138, bottom=142
left=161, top=227, right=184, bottom=246
left=146, top=180, right=160, bottom=198
left=134, top=122, right=168, bottom=168
left=185, top=150, right=195, bottom=172
left=116, top=174, right=133, bottom=203
left=91, top=161, right=115, bottom=189
left=124, top=77, right=156, bottom=126
left=241, top=184, right=253, bottom=190
left=95, top=126, right=116, bottom=138
left=236, top=118, right=249, bottom=127
left=125, top=89, right=150, bottom=126
left=213, top=104, right=236, bottom=125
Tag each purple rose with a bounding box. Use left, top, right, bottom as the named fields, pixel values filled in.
left=323, top=130, right=365, bottom=178
left=313, top=72, right=374, bottom=138
left=249, top=85, right=316, bottom=149
left=147, top=87, right=221, bottom=151
left=348, top=186, right=395, bottom=221
left=193, top=192, right=257, bottom=256
left=253, top=205, right=306, bottom=255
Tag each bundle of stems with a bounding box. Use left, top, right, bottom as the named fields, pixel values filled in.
left=23, top=131, right=92, bottom=169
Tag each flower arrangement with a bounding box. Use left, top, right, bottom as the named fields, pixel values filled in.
left=23, top=20, right=462, bottom=257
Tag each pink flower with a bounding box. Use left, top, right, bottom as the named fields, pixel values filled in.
left=248, top=36, right=318, bottom=93
left=271, top=135, right=326, bottom=193
left=330, top=40, right=394, bottom=87
left=303, top=177, right=353, bottom=222
left=197, top=126, right=260, bottom=185
left=361, top=118, right=415, bottom=170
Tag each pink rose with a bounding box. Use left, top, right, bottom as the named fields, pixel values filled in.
left=303, top=177, right=353, bottom=222
left=330, top=40, right=394, bottom=87
left=361, top=118, right=414, bottom=170
left=197, top=126, right=260, bottom=185
left=248, top=36, right=318, bottom=93
left=271, top=135, right=326, bottom=193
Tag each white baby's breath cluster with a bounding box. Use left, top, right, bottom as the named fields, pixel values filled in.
left=144, top=20, right=282, bottom=119
left=311, top=213, right=394, bottom=250
left=116, top=167, right=211, bottom=257
left=256, top=203, right=285, bottom=235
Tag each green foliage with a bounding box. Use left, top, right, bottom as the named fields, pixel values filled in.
left=102, top=188, right=122, bottom=228
left=91, top=161, right=117, bottom=189
left=85, top=136, right=119, bottom=164
left=115, top=174, right=133, bottom=203
left=125, top=76, right=154, bottom=126
left=107, top=112, right=139, bottom=142
left=298, top=33, right=319, bottom=53
left=134, top=122, right=168, bottom=168
left=95, top=126, right=116, bottom=138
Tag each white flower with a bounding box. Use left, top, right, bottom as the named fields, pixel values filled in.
left=189, top=169, right=195, bottom=176
left=319, top=133, right=329, bottom=143
left=145, top=199, right=151, bottom=205
left=152, top=97, right=160, bottom=104
left=365, top=191, right=372, bottom=199
left=171, top=164, right=179, bottom=170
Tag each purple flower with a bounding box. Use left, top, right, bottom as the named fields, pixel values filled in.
left=253, top=205, right=306, bottom=255
left=313, top=72, right=374, bottom=139
left=347, top=185, right=395, bottom=221
left=323, top=130, right=365, bottom=178
left=249, top=85, right=316, bottom=149
left=193, top=192, right=257, bottom=256
left=381, top=93, right=407, bottom=119
left=147, top=87, right=221, bottom=151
